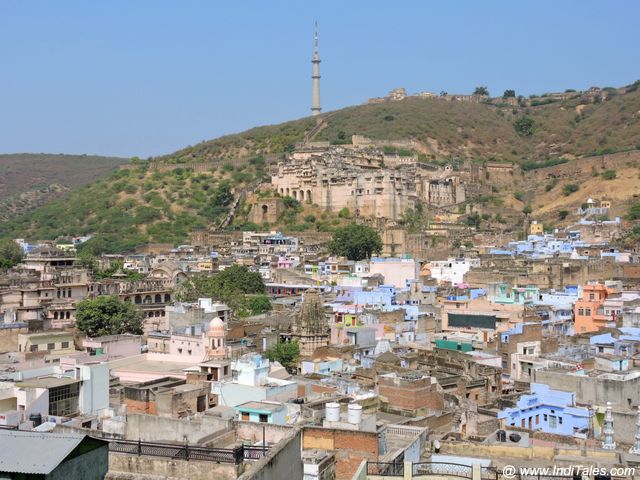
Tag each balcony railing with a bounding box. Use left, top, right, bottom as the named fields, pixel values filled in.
left=107, top=439, right=269, bottom=464
left=367, top=461, right=404, bottom=476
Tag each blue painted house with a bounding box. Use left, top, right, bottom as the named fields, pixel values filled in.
left=234, top=401, right=287, bottom=425
left=497, top=383, right=591, bottom=437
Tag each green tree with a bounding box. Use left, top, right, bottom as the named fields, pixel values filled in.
left=212, top=182, right=234, bottom=207
left=628, top=202, right=640, bottom=220
left=75, top=295, right=143, bottom=337
left=514, top=116, right=535, bottom=137
left=177, top=265, right=267, bottom=317
left=328, top=223, right=382, bottom=261
left=265, top=341, right=300, bottom=372
left=400, top=208, right=426, bottom=233
left=562, top=183, right=580, bottom=196
left=503, top=89, right=516, bottom=98
left=523, top=205, right=532, bottom=215
left=474, top=86, right=489, bottom=96
left=338, top=207, right=351, bottom=219
left=466, top=212, right=481, bottom=229
left=246, top=295, right=272, bottom=316
left=602, top=170, right=617, bottom=180
left=0, top=239, right=24, bottom=270
left=558, top=210, right=569, bottom=220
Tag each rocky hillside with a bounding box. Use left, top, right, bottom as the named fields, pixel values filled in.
left=2, top=81, right=640, bottom=252
left=0, top=153, right=127, bottom=220
left=164, top=81, right=640, bottom=163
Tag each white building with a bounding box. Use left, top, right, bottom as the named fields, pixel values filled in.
left=428, top=257, right=480, bottom=285
left=213, top=353, right=297, bottom=408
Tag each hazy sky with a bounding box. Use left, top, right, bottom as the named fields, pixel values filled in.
left=1, top=0, right=639, bottom=158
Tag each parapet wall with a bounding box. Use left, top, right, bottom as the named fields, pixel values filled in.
left=528, top=150, right=640, bottom=181
left=108, top=453, right=240, bottom=480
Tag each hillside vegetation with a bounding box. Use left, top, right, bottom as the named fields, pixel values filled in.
left=164, top=81, right=640, bottom=163
left=2, top=81, right=640, bottom=251
left=0, top=160, right=267, bottom=253
left=0, top=153, right=126, bottom=220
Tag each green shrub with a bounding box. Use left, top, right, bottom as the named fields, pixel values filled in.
left=602, top=170, right=617, bottom=180
left=514, top=116, right=535, bottom=137
left=338, top=207, right=351, bottom=219
left=562, top=183, right=579, bottom=196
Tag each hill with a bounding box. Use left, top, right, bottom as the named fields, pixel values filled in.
left=2, top=81, right=640, bottom=252
left=164, top=81, right=640, bottom=163
left=0, top=153, right=127, bottom=221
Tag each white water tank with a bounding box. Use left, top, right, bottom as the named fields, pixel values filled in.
left=347, top=403, right=363, bottom=425
left=325, top=402, right=340, bottom=422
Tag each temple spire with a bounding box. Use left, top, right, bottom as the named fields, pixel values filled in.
left=311, top=21, right=322, bottom=116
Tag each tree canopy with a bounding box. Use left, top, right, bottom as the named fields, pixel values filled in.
left=327, top=223, right=383, bottom=261
left=0, top=239, right=24, bottom=270
left=474, top=86, right=489, bottom=96
left=265, top=341, right=300, bottom=372
left=514, top=116, right=535, bottom=137
left=75, top=295, right=144, bottom=337
left=177, top=265, right=269, bottom=317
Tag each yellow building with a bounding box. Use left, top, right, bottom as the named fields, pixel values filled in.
left=197, top=260, right=213, bottom=271
left=18, top=331, right=76, bottom=355
left=529, top=221, right=543, bottom=234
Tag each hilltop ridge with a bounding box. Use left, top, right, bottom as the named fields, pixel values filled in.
left=161, top=81, right=640, bottom=164
left=0, top=153, right=127, bottom=221
left=2, top=80, right=640, bottom=252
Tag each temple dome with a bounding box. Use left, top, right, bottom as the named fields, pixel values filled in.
left=207, top=317, right=225, bottom=336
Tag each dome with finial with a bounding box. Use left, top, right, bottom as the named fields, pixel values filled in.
left=207, top=317, right=225, bottom=337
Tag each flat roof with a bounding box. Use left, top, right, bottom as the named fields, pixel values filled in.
left=109, top=354, right=194, bottom=377
left=16, top=377, right=80, bottom=389
left=19, top=331, right=74, bottom=338
left=235, top=401, right=284, bottom=413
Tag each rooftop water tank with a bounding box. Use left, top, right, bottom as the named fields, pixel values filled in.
left=347, top=403, right=363, bottom=425
left=325, top=402, right=340, bottom=422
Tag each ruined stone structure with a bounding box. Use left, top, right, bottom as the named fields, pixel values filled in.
left=422, top=177, right=466, bottom=207
left=270, top=144, right=466, bottom=221
left=248, top=197, right=285, bottom=225
left=291, top=288, right=329, bottom=357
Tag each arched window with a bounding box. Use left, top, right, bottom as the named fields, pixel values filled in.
left=66, top=311, right=71, bottom=319
left=54, top=312, right=59, bottom=319
left=164, top=293, right=171, bottom=303
left=144, top=295, right=152, bottom=304
left=134, top=295, right=142, bottom=304
left=306, top=190, right=312, bottom=203
left=154, top=294, right=162, bottom=303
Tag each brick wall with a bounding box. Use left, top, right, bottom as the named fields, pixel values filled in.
left=377, top=376, right=444, bottom=413
left=303, top=427, right=378, bottom=480
left=124, top=398, right=157, bottom=415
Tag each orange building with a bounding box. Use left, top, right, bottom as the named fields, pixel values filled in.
left=574, top=284, right=610, bottom=333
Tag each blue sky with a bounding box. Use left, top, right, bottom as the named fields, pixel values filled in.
left=1, top=0, right=639, bottom=158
